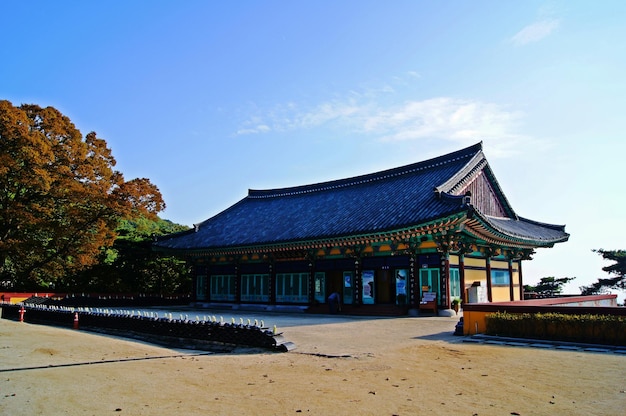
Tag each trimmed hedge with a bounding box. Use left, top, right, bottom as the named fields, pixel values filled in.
left=485, top=311, right=626, bottom=346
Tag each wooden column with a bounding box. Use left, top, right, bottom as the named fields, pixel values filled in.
left=459, top=254, right=466, bottom=304
left=308, top=260, right=315, bottom=305
left=234, top=264, right=241, bottom=304
left=409, top=255, right=418, bottom=310
left=443, top=251, right=451, bottom=309
left=518, top=260, right=524, bottom=300
left=508, top=258, right=515, bottom=301
left=485, top=257, right=493, bottom=302
left=268, top=262, right=276, bottom=305
left=354, top=257, right=362, bottom=306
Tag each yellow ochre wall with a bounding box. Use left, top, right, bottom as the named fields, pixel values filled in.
left=491, top=286, right=510, bottom=300
left=464, top=257, right=485, bottom=268
left=462, top=257, right=486, bottom=301
left=490, top=260, right=508, bottom=269
left=462, top=258, right=523, bottom=302
left=491, top=259, right=522, bottom=301
left=463, top=310, right=491, bottom=335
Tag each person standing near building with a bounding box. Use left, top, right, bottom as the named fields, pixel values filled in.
left=328, top=291, right=341, bottom=314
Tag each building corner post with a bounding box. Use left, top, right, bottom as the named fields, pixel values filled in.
left=485, top=256, right=493, bottom=302
left=354, top=256, right=362, bottom=306
left=442, top=251, right=451, bottom=309
left=508, top=257, right=515, bottom=301
left=459, top=253, right=466, bottom=304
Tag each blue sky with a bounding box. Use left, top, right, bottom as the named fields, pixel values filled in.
left=2, top=1, right=625, bottom=296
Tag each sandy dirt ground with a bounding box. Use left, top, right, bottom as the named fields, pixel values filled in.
left=1, top=314, right=625, bottom=416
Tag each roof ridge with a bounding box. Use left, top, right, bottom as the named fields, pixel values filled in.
left=433, top=146, right=518, bottom=220
left=248, top=142, right=483, bottom=199
left=434, top=151, right=487, bottom=195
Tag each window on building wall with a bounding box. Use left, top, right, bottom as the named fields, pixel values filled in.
left=419, top=267, right=441, bottom=304
left=314, top=272, right=326, bottom=304
left=210, top=275, right=236, bottom=301
left=361, top=270, right=375, bottom=304
left=491, top=270, right=510, bottom=285
left=241, top=274, right=269, bottom=302
left=395, top=269, right=408, bottom=306
left=450, top=268, right=461, bottom=298
left=196, top=275, right=207, bottom=301
left=276, top=273, right=309, bottom=303
left=343, top=271, right=353, bottom=305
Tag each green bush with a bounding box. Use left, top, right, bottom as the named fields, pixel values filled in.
left=485, top=312, right=626, bottom=346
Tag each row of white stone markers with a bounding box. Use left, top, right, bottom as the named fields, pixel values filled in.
left=1, top=302, right=295, bottom=352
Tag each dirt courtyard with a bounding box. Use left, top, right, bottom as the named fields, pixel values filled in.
left=1, top=314, right=624, bottom=415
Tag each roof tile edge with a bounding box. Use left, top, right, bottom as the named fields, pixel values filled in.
left=248, top=142, right=483, bottom=199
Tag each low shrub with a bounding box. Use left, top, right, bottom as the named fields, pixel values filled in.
left=485, top=311, right=626, bottom=346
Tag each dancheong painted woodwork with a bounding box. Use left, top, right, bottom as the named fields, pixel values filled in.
left=153, top=142, right=569, bottom=315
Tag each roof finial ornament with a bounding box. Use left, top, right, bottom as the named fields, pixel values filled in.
left=194, top=224, right=199, bottom=232
left=463, top=191, right=472, bottom=206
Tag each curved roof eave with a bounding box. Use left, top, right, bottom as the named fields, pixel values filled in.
left=463, top=210, right=569, bottom=248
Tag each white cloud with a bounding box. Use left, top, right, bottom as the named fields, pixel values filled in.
left=238, top=95, right=527, bottom=151
left=294, top=100, right=362, bottom=129
left=235, top=124, right=270, bottom=135
left=236, top=99, right=366, bottom=134
left=379, top=98, right=522, bottom=140
left=234, top=78, right=538, bottom=158
left=511, top=19, right=560, bottom=46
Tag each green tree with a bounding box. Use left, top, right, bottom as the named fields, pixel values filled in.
left=66, top=217, right=191, bottom=295
left=0, top=100, right=165, bottom=289
left=525, top=276, right=576, bottom=297
left=580, top=249, right=626, bottom=295
left=113, top=217, right=190, bottom=295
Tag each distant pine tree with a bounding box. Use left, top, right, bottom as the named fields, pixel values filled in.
left=525, top=276, right=575, bottom=297
left=580, top=249, right=626, bottom=295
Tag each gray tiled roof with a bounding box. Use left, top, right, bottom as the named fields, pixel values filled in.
left=480, top=215, right=568, bottom=243
left=155, top=143, right=568, bottom=251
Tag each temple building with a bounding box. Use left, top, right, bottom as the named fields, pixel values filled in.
left=153, top=143, right=569, bottom=315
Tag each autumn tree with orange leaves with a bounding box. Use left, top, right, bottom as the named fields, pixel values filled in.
left=0, top=100, right=165, bottom=289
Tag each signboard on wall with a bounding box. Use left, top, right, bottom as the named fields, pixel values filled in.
left=396, top=269, right=407, bottom=305
left=362, top=270, right=375, bottom=304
